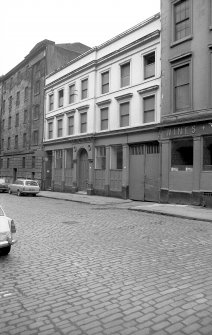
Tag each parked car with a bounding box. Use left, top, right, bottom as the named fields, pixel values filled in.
left=0, top=205, right=17, bottom=255
left=0, top=177, right=11, bottom=193
left=8, top=179, right=40, bottom=196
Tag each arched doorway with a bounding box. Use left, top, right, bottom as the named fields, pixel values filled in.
left=78, top=149, right=89, bottom=191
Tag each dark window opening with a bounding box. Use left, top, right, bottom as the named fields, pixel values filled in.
left=171, top=138, right=193, bottom=171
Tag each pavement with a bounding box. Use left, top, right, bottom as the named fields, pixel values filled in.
left=38, top=191, right=212, bottom=223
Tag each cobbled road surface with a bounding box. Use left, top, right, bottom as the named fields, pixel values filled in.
left=0, top=193, right=212, bottom=335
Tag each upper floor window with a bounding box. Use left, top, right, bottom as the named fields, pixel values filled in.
left=24, top=87, right=29, bottom=100
left=69, top=84, right=76, bottom=104
left=9, top=77, right=13, bottom=90
left=7, top=137, right=11, bottom=150
left=174, top=62, right=190, bottom=112
left=16, top=91, right=20, bottom=106
left=15, top=113, right=19, bottom=127
left=33, top=105, right=40, bottom=120
left=174, top=0, right=191, bottom=41
left=34, top=80, right=40, bottom=95
left=57, top=119, right=63, bottom=137
left=68, top=115, right=74, bottom=135
left=58, top=89, right=64, bottom=107
left=80, top=112, right=87, bottom=133
left=24, top=109, right=28, bottom=124
left=2, top=139, right=4, bottom=152
left=32, top=130, right=39, bottom=145
left=14, top=135, right=18, bottom=149
left=101, top=71, right=109, bottom=94
left=143, top=95, right=155, bottom=123
left=120, top=62, right=130, bottom=87
left=144, top=52, right=155, bottom=79
left=49, top=94, right=54, bottom=111
left=8, top=116, right=12, bottom=129
left=100, top=107, right=108, bottom=131
left=23, top=133, right=27, bottom=147
left=2, top=100, right=5, bottom=114
left=48, top=122, right=53, bottom=139
left=9, top=96, right=12, bottom=112
left=120, top=102, right=129, bottom=127
left=81, top=79, right=88, bottom=99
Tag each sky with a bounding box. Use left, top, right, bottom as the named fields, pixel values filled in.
left=1, top=0, right=160, bottom=76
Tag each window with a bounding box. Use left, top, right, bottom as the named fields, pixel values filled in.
left=58, top=89, right=64, bottom=107
left=49, top=94, right=54, bottom=111
left=48, top=122, right=53, bottom=139
left=15, top=113, right=19, bottom=127
left=9, top=96, right=12, bottom=112
left=33, top=105, right=39, bottom=120
left=35, top=62, right=40, bottom=74
left=10, top=77, right=13, bottom=90
left=23, top=133, right=27, bottom=147
left=100, top=107, right=108, bottom=130
left=15, top=135, right=18, bottom=149
left=32, top=156, right=35, bottom=168
left=1, top=139, right=4, bottom=151
left=143, top=96, right=155, bottom=123
left=7, top=158, right=9, bottom=168
left=66, top=149, right=73, bottom=169
left=80, top=112, right=87, bottom=133
left=144, top=52, right=155, bottom=79
left=24, top=87, right=29, bottom=100
left=32, top=130, right=39, bottom=145
left=8, top=116, right=12, bottom=129
left=174, top=0, right=191, bottom=41
left=101, top=71, right=109, bottom=94
left=24, top=109, right=28, bottom=124
left=203, top=136, right=212, bottom=170
left=2, top=119, right=5, bottom=131
left=120, top=102, right=129, bottom=127
left=7, top=137, right=11, bottom=150
left=57, top=119, right=63, bottom=137
left=111, top=145, right=123, bottom=170
left=22, top=157, right=25, bottom=168
left=2, top=100, right=5, bottom=114
left=34, top=80, right=40, bottom=95
left=174, top=63, right=190, bottom=112
left=81, top=79, right=88, bottom=99
left=171, top=138, right=193, bottom=171
left=68, top=115, right=74, bottom=135
left=55, top=150, right=62, bottom=169
left=69, top=84, right=75, bottom=104
left=95, top=146, right=106, bottom=169
left=120, top=62, right=130, bottom=87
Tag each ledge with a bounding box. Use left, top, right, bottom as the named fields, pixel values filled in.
left=115, top=93, right=133, bottom=101
left=137, top=85, right=159, bottom=95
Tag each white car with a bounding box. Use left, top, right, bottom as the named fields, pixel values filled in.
left=8, top=179, right=40, bottom=196
left=0, top=206, right=17, bottom=255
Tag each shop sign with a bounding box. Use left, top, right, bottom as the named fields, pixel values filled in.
left=161, top=122, right=212, bottom=139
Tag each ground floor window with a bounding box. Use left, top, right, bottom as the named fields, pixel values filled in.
left=203, top=136, right=212, bottom=170
left=171, top=138, right=193, bottom=171
left=110, top=145, right=123, bottom=170
left=95, top=146, right=106, bottom=169
left=65, top=149, right=73, bottom=169
left=55, top=150, right=62, bottom=169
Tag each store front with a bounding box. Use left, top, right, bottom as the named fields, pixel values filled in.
left=160, top=121, right=212, bottom=205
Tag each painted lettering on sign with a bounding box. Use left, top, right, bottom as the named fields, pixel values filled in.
left=162, top=122, right=212, bottom=139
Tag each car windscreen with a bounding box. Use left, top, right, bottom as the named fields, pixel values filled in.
left=25, top=181, right=38, bottom=186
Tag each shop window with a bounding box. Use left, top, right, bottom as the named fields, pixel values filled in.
left=55, top=150, right=62, bottom=169
left=66, top=149, right=73, bottom=169
left=95, top=146, right=106, bottom=169
left=171, top=138, right=193, bottom=171
left=203, top=136, right=212, bottom=170
left=144, top=52, right=155, bottom=79
left=110, top=145, right=123, bottom=170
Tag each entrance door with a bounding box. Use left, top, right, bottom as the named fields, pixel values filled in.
left=129, top=142, right=160, bottom=202
left=78, top=149, right=89, bottom=191
left=45, top=152, right=52, bottom=190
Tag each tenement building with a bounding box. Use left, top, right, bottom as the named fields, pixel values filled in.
left=160, top=0, right=212, bottom=205
left=43, top=14, right=161, bottom=200
left=0, top=41, right=90, bottom=187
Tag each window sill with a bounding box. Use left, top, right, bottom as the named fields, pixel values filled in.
left=170, top=35, right=193, bottom=48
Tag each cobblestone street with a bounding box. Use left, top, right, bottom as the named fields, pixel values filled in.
left=0, top=193, right=212, bottom=335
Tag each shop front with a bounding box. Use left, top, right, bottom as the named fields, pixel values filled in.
left=160, top=121, right=212, bottom=205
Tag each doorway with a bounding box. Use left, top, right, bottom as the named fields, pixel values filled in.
left=78, top=149, right=89, bottom=191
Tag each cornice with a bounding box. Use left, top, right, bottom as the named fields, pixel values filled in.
left=96, top=99, right=112, bottom=106
left=137, top=85, right=159, bottom=94
left=115, top=93, right=133, bottom=101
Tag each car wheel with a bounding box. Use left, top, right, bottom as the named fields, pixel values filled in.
left=0, top=246, right=11, bottom=256
left=8, top=189, right=12, bottom=194
left=17, top=190, right=21, bottom=196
